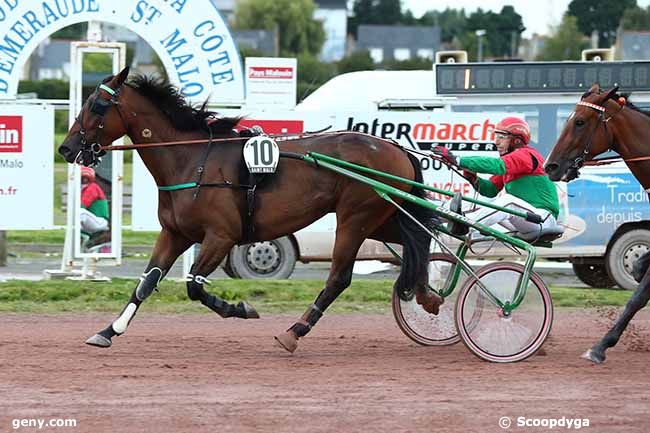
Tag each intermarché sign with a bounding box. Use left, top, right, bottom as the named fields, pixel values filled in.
left=0, top=0, right=244, bottom=103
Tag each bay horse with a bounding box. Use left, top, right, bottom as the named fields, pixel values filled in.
left=58, top=67, right=442, bottom=353
left=545, top=83, right=650, bottom=363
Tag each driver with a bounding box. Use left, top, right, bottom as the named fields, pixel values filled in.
left=432, top=116, right=560, bottom=238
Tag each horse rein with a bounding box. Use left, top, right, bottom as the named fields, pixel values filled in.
left=97, top=129, right=383, bottom=152
left=82, top=88, right=649, bottom=172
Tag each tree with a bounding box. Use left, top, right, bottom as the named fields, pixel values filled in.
left=0, top=230, right=5, bottom=267
left=337, top=50, right=375, bottom=74
left=465, top=7, right=525, bottom=59
left=384, top=57, right=432, bottom=70
left=621, top=6, right=650, bottom=30
left=235, top=0, right=325, bottom=56
left=400, top=9, right=418, bottom=25
left=18, top=79, right=69, bottom=99
left=83, top=53, right=113, bottom=73
left=418, top=8, right=468, bottom=44
left=348, top=0, right=404, bottom=36
left=238, top=46, right=268, bottom=59
left=536, top=15, right=588, bottom=61
left=376, top=0, right=402, bottom=25
left=496, top=6, right=526, bottom=57
left=296, top=53, right=336, bottom=101
left=568, top=0, right=637, bottom=47
left=51, top=23, right=86, bottom=39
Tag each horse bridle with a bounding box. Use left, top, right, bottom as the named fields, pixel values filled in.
left=76, top=82, right=127, bottom=166
left=569, top=99, right=624, bottom=174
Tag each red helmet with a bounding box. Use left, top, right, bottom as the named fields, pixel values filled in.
left=81, top=166, right=95, bottom=183
left=494, top=116, right=531, bottom=145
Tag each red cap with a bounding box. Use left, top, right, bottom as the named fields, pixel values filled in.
left=494, top=116, right=531, bottom=145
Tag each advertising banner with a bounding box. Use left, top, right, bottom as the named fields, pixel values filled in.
left=245, top=57, right=297, bottom=109
left=0, top=104, right=53, bottom=229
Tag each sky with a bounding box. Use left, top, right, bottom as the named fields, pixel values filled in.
left=401, top=0, right=650, bottom=37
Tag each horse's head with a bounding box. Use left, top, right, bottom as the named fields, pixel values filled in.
left=545, top=83, right=622, bottom=182
left=58, top=67, right=131, bottom=166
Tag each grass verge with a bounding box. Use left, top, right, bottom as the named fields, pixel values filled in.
left=0, top=279, right=633, bottom=314
left=8, top=230, right=157, bottom=246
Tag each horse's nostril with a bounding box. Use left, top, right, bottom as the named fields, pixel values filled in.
left=544, top=163, right=559, bottom=175
left=58, top=145, right=74, bottom=162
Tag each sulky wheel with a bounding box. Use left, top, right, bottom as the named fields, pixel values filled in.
left=454, top=262, right=553, bottom=363
left=392, top=253, right=472, bottom=346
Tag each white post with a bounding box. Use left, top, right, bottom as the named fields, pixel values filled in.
left=45, top=42, right=126, bottom=280
left=476, top=29, right=486, bottom=62
left=182, top=244, right=197, bottom=279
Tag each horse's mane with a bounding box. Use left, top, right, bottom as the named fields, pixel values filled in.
left=126, top=75, right=241, bottom=134
left=582, top=89, right=650, bottom=119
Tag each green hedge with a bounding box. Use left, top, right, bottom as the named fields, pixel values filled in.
left=18, top=79, right=68, bottom=99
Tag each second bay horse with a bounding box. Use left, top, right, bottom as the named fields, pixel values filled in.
left=546, top=83, right=650, bottom=363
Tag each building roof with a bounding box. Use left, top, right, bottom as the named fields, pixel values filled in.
left=315, top=0, right=347, bottom=9
left=34, top=39, right=70, bottom=69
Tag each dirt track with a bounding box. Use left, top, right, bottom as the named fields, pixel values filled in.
left=1, top=310, right=649, bottom=433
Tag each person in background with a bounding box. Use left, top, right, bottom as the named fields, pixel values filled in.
left=80, top=166, right=110, bottom=244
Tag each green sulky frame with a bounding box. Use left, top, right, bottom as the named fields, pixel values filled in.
left=302, top=151, right=543, bottom=315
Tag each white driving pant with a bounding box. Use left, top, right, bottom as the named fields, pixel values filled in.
left=465, top=193, right=557, bottom=235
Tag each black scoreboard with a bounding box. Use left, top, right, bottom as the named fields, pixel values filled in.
left=435, top=62, right=650, bottom=95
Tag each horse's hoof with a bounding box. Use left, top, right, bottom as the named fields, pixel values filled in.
left=581, top=349, right=605, bottom=364
left=85, top=333, right=112, bottom=348
left=274, top=330, right=298, bottom=353
left=238, top=301, right=260, bottom=319
left=416, top=290, right=444, bottom=315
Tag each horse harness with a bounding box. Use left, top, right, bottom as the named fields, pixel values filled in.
left=79, top=81, right=267, bottom=243
left=570, top=100, right=624, bottom=174
left=76, top=83, right=127, bottom=166
left=157, top=123, right=268, bottom=243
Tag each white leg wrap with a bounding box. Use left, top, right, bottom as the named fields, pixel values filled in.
left=186, top=274, right=211, bottom=285
left=195, top=275, right=211, bottom=285
left=112, top=303, right=137, bottom=334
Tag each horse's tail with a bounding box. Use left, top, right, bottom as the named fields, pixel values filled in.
left=394, top=151, right=434, bottom=301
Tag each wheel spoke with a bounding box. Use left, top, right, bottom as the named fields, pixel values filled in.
left=393, top=254, right=470, bottom=346
left=455, top=262, right=553, bottom=362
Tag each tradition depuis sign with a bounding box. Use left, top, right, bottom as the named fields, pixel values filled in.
left=0, top=104, right=53, bottom=230
left=0, top=0, right=244, bottom=104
